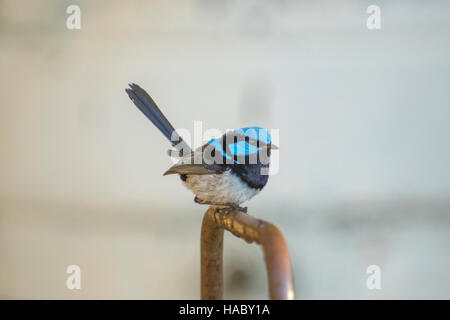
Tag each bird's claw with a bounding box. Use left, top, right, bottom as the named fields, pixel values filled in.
left=194, top=197, right=247, bottom=214
left=239, top=206, right=248, bottom=213
left=194, top=196, right=207, bottom=205
left=215, top=206, right=233, bottom=215
left=215, top=204, right=247, bottom=215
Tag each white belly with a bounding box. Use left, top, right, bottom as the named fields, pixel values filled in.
left=183, top=170, right=260, bottom=205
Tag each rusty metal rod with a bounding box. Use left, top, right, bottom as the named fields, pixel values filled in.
left=200, top=208, right=224, bottom=299
left=201, top=206, right=295, bottom=300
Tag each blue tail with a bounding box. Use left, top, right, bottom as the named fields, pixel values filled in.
left=125, top=83, right=191, bottom=154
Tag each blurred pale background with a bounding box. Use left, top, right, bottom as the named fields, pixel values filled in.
left=1, top=0, right=450, bottom=299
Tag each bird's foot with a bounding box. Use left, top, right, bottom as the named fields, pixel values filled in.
left=234, top=205, right=247, bottom=213
left=194, top=196, right=210, bottom=205
left=213, top=206, right=232, bottom=215
left=214, top=204, right=247, bottom=215
left=194, top=197, right=247, bottom=214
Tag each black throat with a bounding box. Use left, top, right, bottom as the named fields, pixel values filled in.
left=229, top=164, right=269, bottom=190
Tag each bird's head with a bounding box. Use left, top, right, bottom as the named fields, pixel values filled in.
left=204, top=127, right=277, bottom=165
left=235, top=127, right=278, bottom=151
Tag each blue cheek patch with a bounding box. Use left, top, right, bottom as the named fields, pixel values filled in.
left=207, top=138, right=238, bottom=163
left=207, top=127, right=271, bottom=165
left=229, top=141, right=260, bottom=156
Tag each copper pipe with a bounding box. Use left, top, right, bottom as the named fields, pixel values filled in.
left=201, top=206, right=295, bottom=300
left=200, top=208, right=224, bottom=299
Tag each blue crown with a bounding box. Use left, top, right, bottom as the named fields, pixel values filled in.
left=236, top=127, right=271, bottom=145
left=206, top=127, right=271, bottom=163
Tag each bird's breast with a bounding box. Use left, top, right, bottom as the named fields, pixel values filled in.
left=182, top=170, right=260, bottom=205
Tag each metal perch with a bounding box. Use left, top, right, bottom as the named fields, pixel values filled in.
left=201, top=206, right=295, bottom=300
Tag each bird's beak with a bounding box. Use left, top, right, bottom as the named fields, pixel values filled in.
left=270, top=144, right=279, bottom=150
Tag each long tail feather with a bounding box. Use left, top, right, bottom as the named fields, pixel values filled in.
left=125, top=83, right=191, bottom=154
